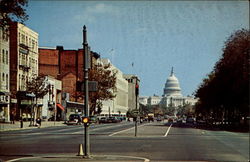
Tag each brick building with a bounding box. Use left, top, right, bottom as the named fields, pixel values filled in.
left=39, top=46, right=100, bottom=117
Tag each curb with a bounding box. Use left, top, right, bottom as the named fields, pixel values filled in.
left=6, top=154, right=150, bottom=162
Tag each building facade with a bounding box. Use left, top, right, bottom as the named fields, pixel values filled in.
left=9, top=22, right=39, bottom=120
left=148, top=95, right=162, bottom=106
left=41, top=75, right=62, bottom=121
left=100, top=59, right=128, bottom=116
left=0, top=26, right=10, bottom=122
left=123, top=74, right=140, bottom=111
left=160, top=68, right=198, bottom=114
left=39, top=46, right=100, bottom=119
left=139, top=96, right=148, bottom=106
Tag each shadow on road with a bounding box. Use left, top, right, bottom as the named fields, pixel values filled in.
left=164, top=122, right=249, bottom=133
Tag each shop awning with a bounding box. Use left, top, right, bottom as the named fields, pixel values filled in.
left=57, top=103, right=65, bottom=111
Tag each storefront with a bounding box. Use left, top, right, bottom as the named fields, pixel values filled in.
left=0, top=92, right=10, bottom=122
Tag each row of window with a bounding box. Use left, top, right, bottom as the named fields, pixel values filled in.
left=0, top=49, right=9, bottom=64
left=18, top=53, right=38, bottom=68
left=18, top=32, right=38, bottom=52
left=0, top=73, right=9, bottom=90
left=0, top=28, right=9, bottom=42
left=18, top=74, right=28, bottom=91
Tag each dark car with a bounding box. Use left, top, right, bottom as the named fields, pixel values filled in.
left=99, top=117, right=108, bottom=124
left=67, top=114, right=82, bottom=125
left=107, top=117, right=120, bottom=123
left=186, top=117, right=195, bottom=124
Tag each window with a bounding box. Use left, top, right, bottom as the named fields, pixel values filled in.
left=5, top=50, right=8, bottom=64
left=2, top=49, right=4, bottom=63
left=6, top=74, right=8, bottom=90
left=18, top=74, right=21, bottom=90
left=2, top=73, right=4, bottom=81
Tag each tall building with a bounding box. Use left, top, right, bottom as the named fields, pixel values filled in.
left=9, top=22, right=39, bottom=119
left=123, top=74, right=140, bottom=111
left=100, top=59, right=128, bottom=116
left=0, top=26, right=10, bottom=122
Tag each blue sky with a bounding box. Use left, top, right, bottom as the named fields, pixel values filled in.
left=26, top=1, right=249, bottom=97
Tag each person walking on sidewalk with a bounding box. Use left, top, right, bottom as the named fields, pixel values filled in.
left=36, top=117, right=42, bottom=128
left=20, top=117, right=23, bottom=128
left=10, top=112, right=15, bottom=124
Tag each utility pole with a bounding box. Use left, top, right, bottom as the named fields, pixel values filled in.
left=83, top=25, right=90, bottom=158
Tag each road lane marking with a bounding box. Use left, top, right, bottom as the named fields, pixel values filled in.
left=164, top=124, right=172, bottom=137
left=109, top=123, right=150, bottom=136
left=72, top=122, right=134, bottom=134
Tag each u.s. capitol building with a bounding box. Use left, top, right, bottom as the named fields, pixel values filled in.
left=139, top=68, right=197, bottom=108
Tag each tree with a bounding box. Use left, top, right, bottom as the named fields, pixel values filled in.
left=88, top=63, right=117, bottom=115
left=0, top=0, right=28, bottom=28
left=26, top=74, right=50, bottom=125
left=195, top=29, right=250, bottom=126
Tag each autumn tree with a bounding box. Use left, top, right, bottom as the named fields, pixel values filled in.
left=0, top=0, right=28, bottom=28
left=88, top=63, right=117, bottom=115
left=195, top=29, right=249, bottom=126
left=26, top=74, right=50, bottom=125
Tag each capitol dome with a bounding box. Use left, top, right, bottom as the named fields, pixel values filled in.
left=163, top=68, right=182, bottom=97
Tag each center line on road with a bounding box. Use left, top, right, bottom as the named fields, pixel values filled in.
left=164, top=124, right=172, bottom=137
left=109, top=123, right=149, bottom=136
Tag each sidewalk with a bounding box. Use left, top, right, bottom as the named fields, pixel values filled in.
left=0, top=121, right=66, bottom=132
left=6, top=154, right=150, bottom=162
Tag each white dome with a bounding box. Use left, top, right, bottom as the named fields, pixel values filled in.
left=163, top=68, right=182, bottom=97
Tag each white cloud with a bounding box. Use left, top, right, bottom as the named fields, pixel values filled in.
left=74, top=3, right=119, bottom=23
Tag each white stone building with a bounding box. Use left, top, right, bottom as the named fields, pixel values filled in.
left=41, top=75, right=62, bottom=120
left=100, top=59, right=128, bottom=116
left=161, top=68, right=197, bottom=108
left=139, top=96, right=148, bottom=106
left=148, top=95, right=162, bottom=106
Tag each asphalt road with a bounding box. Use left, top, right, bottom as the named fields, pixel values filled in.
left=0, top=121, right=249, bottom=162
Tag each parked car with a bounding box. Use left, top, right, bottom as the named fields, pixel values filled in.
left=67, top=114, right=82, bottom=125
left=89, top=116, right=98, bottom=124
left=168, top=118, right=173, bottom=123
left=99, top=117, right=108, bottom=124
left=186, top=117, right=195, bottom=124
left=107, top=117, right=120, bottom=123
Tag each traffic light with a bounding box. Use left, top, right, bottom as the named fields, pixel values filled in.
left=82, top=117, right=90, bottom=126
left=135, top=84, right=139, bottom=96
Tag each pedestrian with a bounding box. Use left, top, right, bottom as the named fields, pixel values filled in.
left=20, top=117, right=23, bottom=128
left=36, top=117, right=42, bottom=128
left=10, top=113, right=15, bottom=124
